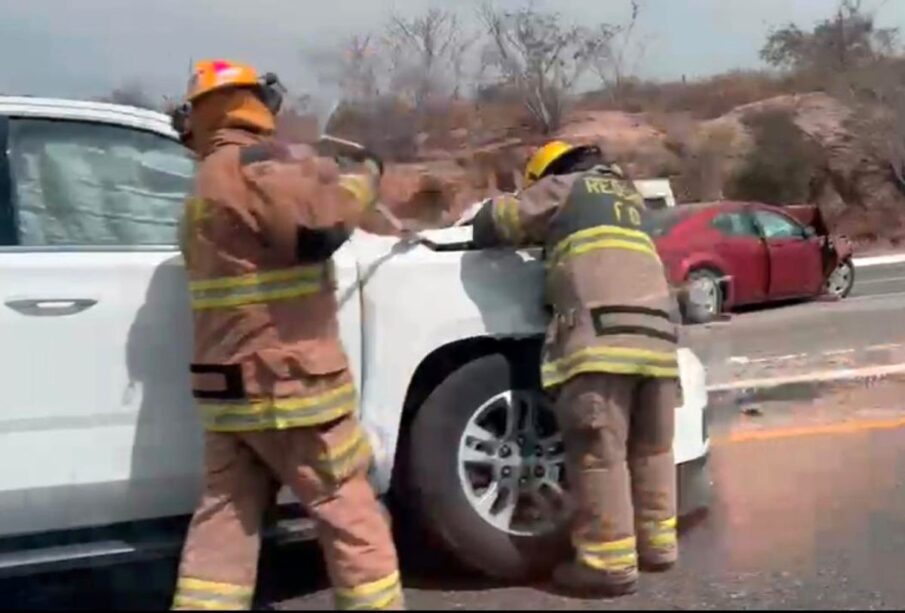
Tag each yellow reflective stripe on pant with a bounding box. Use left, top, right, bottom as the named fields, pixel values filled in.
left=199, top=383, right=357, bottom=432
left=491, top=195, right=524, bottom=243
left=575, top=536, right=638, bottom=573
left=547, top=225, right=659, bottom=268
left=640, top=516, right=678, bottom=550
left=542, top=346, right=679, bottom=388
left=172, top=577, right=254, bottom=610
left=189, top=264, right=328, bottom=310
left=317, top=423, right=373, bottom=482
left=335, top=570, right=404, bottom=610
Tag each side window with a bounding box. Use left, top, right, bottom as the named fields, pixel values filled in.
left=0, top=117, right=15, bottom=246
left=752, top=210, right=805, bottom=240
left=7, top=118, right=195, bottom=247
left=711, top=212, right=759, bottom=237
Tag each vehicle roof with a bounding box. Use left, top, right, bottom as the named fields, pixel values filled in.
left=0, top=96, right=178, bottom=140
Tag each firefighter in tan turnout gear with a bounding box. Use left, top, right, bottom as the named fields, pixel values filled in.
left=169, top=59, right=403, bottom=610
left=471, top=140, right=679, bottom=597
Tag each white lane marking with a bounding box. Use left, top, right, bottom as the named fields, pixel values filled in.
left=755, top=353, right=806, bottom=362
left=823, top=348, right=856, bottom=356
left=854, top=254, right=905, bottom=267
left=727, top=351, right=834, bottom=365
left=865, top=343, right=904, bottom=351
left=707, top=361, right=905, bottom=392
left=843, top=291, right=905, bottom=302
left=857, top=275, right=905, bottom=285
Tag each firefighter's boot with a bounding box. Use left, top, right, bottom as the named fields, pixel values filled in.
left=551, top=561, right=638, bottom=599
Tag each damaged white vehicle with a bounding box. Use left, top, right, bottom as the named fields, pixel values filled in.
left=0, top=97, right=711, bottom=581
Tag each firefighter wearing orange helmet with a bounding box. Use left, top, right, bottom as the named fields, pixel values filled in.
left=470, top=141, right=680, bottom=597
left=169, top=59, right=403, bottom=611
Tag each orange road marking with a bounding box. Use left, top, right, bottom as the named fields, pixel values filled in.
left=714, top=416, right=905, bottom=445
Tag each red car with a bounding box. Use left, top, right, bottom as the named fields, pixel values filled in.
left=649, top=201, right=854, bottom=323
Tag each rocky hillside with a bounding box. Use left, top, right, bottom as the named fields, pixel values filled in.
left=358, top=93, right=905, bottom=250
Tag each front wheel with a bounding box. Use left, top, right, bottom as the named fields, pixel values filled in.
left=824, top=258, right=855, bottom=299
left=683, top=268, right=724, bottom=324
left=406, top=353, right=570, bottom=582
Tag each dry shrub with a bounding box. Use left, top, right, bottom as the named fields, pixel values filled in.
left=726, top=109, right=823, bottom=204
left=327, top=96, right=420, bottom=162
left=666, top=120, right=742, bottom=202
left=274, top=109, right=320, bottom=143
left=583, top=71, right=797, bottom=119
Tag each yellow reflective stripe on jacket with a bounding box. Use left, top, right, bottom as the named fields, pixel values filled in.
left=172, top=577, right=254, bottom=610
left=335, top=570, right=403, bottom=610
left=548, top=225, right=658, bottom=267
left=317, top=424, right=373, bottom=481
left=542, top=346, right=679, bottom=388
left=640, top=516, right=678, bottom=550
left=199, top=382, right=357, bottom=432
left=189, top=264, right=327, bottom=310
left=576, top=537, right=638, bottom=573
left=491, top=195, right=524, bottom=243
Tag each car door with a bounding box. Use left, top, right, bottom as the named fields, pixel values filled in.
left=0, top=114, right=367, bottom=536
left=708, top=210, right=769, bottom=305
left=0, top=115, right=206, bottom=537
left=751, top=208, right=824, bottom=298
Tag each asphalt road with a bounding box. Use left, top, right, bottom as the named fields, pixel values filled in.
left=5, top=380, right=905, bottom=610
left=684, top=261, right=905, bottom=385
left=851, top=261, right=905, bottom=299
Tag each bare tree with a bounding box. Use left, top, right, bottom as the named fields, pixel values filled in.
left=478, top=3, right=613, bottom=133
left=761, top=0, right=905, bottom=191
left=850, top=57, right=905, bottom=192
left=593, top=0, right=646, bottom=99
left=384, top=9, right=477, bottom=106
left=307, top=34, right=383, bottom=103
left=100, top=81, right=159, bottom=110
left=761, top=0, right=898, bottom=77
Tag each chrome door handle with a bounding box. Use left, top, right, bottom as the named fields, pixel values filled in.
left=4, top=298, right=98, bottom=316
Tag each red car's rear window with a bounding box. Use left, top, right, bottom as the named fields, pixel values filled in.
left=646, top=205, right=703, bottom=237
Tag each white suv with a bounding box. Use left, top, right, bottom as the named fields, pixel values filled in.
left=0, top=97, right=711, bottom=581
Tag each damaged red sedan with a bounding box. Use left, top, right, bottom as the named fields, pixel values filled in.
left=649, top=201, right=854, bottom=323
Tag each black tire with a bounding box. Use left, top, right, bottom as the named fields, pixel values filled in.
left=405, top=353, right=569, bottom=582
left=824, top=258, right=855, bottom=299
left=683, top=268, right=724, bottom=324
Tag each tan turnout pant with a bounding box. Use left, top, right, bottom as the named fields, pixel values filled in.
left=171, top=414, right=403, bottom=610
left=556, top=373, right=678, bottom=586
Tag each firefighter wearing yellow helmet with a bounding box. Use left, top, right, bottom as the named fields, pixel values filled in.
left=169, top=59, right=403, bottom=610
left=472, top=140, right=679, bottom=598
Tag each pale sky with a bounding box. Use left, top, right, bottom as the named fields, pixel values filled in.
left=1, top=0, right=904, bottom=104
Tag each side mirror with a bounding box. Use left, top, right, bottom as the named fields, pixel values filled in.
left=804, top=226, right=817, bottom=239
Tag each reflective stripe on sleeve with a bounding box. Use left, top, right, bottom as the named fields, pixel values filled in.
left=491, top=195, right=524, bottom=243
left=338, top=174, right=376, bottom=209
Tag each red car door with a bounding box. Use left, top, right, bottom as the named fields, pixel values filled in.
left=752, top=209, right=824, bottom=298
left=709, top=210, right=769, bottom=305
